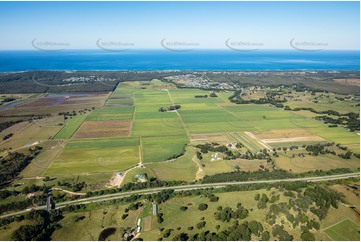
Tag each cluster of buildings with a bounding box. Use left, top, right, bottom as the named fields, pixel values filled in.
left=164, top=74, right=238, bottom=90
left=62, top=76, right=116, bottom=84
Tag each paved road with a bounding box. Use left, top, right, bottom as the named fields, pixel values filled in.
left=1, top=172, right=359, bottom=219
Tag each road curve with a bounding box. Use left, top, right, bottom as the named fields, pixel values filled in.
left=0, top=172, right=359, bottom=219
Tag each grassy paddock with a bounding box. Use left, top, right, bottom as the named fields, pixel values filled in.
left=146, top=146, right=197, bottom=181
left=275, top=151, right=360, bottom=173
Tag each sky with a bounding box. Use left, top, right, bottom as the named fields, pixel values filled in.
left=0, top=1, right=359, bottom=50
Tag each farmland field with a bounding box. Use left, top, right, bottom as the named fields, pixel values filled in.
left=285, top=92, right=359, bottom=114
left=324, top=219, right=360, bottom=241
left=308, top=127, right=360, bottom=153
left=142, top=135, right=188, bottom=162
left=1, top=80, right=359, bottom=180
left=54, top=114, right=88, bottom=139
left=0, top=76, right=359, bottom=241
left=44, top=137, right=140, bottom=175
left=86, top=106, right=134, bottom=121
left=132, top=89, right=187, bottom=137
left=146, top=146, right=198, bottom=181
left=0, top=80, right=359, bottom=181
left=0, top=117, right=64, bottom=150
left=275, top=151, right=360, bottom=173
left=73, top=120, right=132, bottom=138
left=0, top=93, right=108, bottom=116
left=20, top=140, right=64, bottom=177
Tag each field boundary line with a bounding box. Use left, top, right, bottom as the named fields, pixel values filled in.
left=175, top=111, right=190, bottom=138
left=69, top=112, right=91, bottom=141
left=322, top=218, right=349, bottom=231
left=42, top=170, right=125, bottom=177
left=238, top=132, right=260, bottom=152
left=41, top=140, right=67, bottom=176
left=229, top=132, right=259, bottom=153
left=217, top=103, right=260, bottom=131
left=139, top=136, right=143, bottom=165
left=244, top=131, right=272, bottom=151
left=128, top=93, right=136, bottom=137
left=165, top=89, right=190, bottom=138
left=323, top=219, right=350, bottom=241
left=326, top=230, right=348, bottom=241
left=103, top=91, right=114, bottom=107
left=52, top=123, right=66, bottom=140
left=52, top=112, right=89, bottom=140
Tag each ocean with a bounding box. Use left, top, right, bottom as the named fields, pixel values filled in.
left=0, top=49, right=359, bottom=72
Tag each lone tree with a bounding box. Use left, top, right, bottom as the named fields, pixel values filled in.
left=210, top=91, right=218, bottom=97
left=301, top=231, right=315, bottom=241
left=198, top=203, right=208, bottom=211
left=179, top=206, right=188, bottom=211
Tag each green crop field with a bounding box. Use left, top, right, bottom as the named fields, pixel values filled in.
left=86, top=106, right=134, bottom=121
left=132, top=117, right=186, bottom=136
left=222, top=105, right=321, bottom=131
left=132, top=89, right=188, bottom=137
left=106, top=98, right=133, bottom=105
left=110, top=82, right=138, bottom=96
left=54, top=114, right=88, bottom=139
left=103, top=82, right=136, bottom=107
left=325, top=219, right=360, bottom=241
left=65, top=136, right=139, bottom=148
left=44, top=137, right=140, bottom=175
left=142, top=135, right=189, bottom=162
left=308, top=127, right=360, bottom=152
left=169, top=89, right=224, bottom=104
left=176, top=102, right=328, bottom=134
left=179, top=106, right=243, bottom=133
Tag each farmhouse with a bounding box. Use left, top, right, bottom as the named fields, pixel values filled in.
left=135, top=173, right=147, bottom=182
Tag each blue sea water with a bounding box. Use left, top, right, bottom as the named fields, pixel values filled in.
left=0, top=49, right=359, bottom=72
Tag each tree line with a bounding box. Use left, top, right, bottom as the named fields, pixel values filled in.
left=159, top=105, right=181, bottom=112
left=201, top=169, right=295, bottom=184
left=228, top=89, right=287, bottom=108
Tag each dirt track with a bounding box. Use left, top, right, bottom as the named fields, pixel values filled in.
left=261, top=136, right=324, bottom=143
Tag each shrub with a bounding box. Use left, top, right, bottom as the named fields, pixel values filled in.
left=198, top=203, right=208, bottom=211
left=179, top=206, right=188, bottom=211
